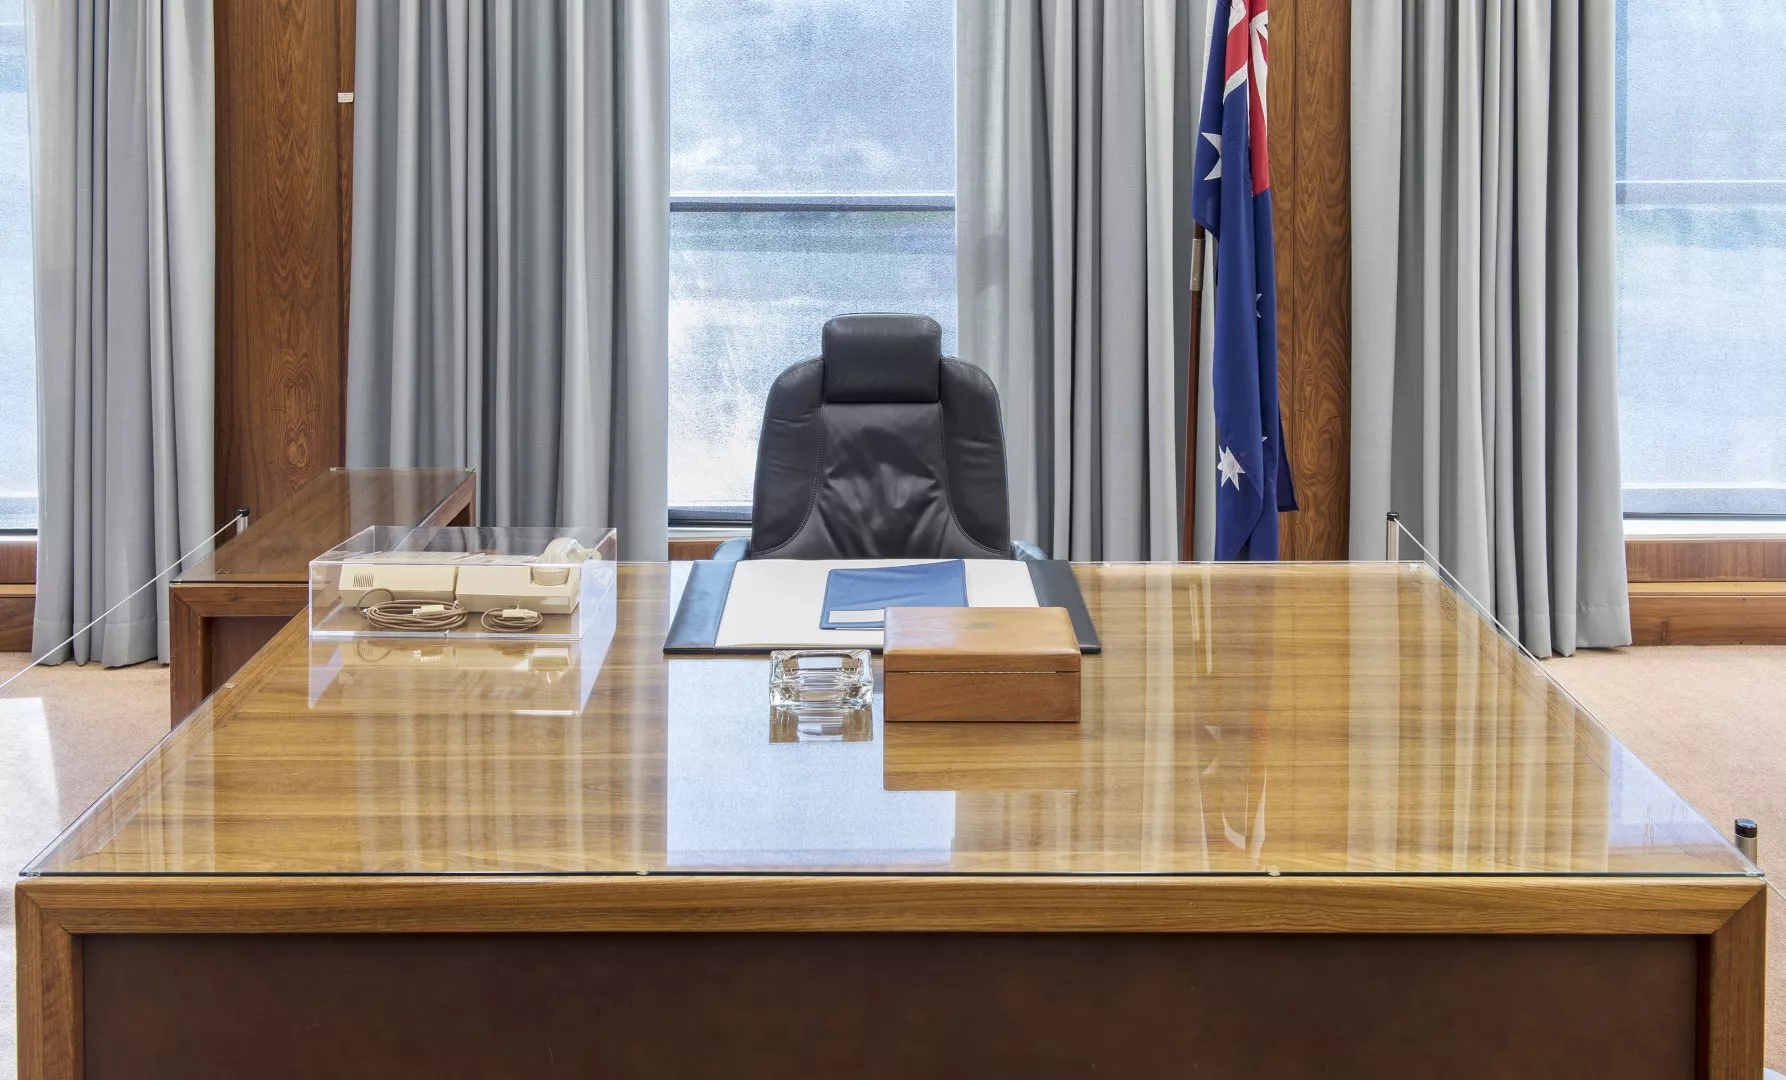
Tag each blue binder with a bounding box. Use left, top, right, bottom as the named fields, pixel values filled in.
left=819, top=561, right=968, bottom=630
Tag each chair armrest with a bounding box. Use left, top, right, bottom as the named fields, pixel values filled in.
left=1011, top=540, right=1048, bottom=561
left=710, top=536, right=750, bottom=561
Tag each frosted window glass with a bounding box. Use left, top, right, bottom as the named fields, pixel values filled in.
left=0, top=0, right=37, bottom=530
left=669, top=0, right=954, bottom=195
left=1617, top=1, right=1786, bottom=515
left=667, top=0, right=955, bottom=513
left=669, top=211, right=956, bottom=509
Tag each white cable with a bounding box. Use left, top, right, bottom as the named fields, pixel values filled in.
left=0, top=513, right=246, bottom=695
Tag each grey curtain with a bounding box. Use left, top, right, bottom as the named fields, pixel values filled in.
left=956, top=0, right=1196, bottom=561
left=27, top=0, right=215, bottom=667
left=1351, top=0, right=1629, bottom=657
left=346, top=1, right=668, bottom=558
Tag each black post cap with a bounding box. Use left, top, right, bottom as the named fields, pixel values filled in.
left=1735, top=819, right=1758, bottom=838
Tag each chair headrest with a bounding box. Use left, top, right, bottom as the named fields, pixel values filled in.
left=821, top=314, right=942, bottom=403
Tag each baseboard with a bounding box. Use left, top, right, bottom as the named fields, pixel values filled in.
left=0, top=582, right=35, bottom=651
left=1628, top=582, right=1786, bottom=645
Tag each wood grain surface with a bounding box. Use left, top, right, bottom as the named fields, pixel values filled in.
left=1270, top=0, right=1352, bottom=560
left=214, top=0, right=350, bottom=531
left=1627, top=537, right=1786, bottom=582
left=1629, top=581, right=1786, bottom=645
left=1701, top=888, right=1768, bottom=1079
left=335, top=0, right=355, bottom=458
left=0, top=586, right=32, bottom=651
left=168, top=468, right=475, bottom=718
left=31, top=562, right=1752, bottom=879
left=0, top=536, right=36, bottom=583
left=15, top=874, right=1759, bottom=937
left=14, top=891, right=81, bottom=1080
left=17, top=561, right=1769, bottom=1080
left=179, top=468, right=475, bottom=584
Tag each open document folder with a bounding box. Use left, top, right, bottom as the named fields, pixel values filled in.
left=819, top=561, right=968, bottom=630
left=663, top=557, right=1102, bottom=653
left=689, top=559, right=1039, bottom=650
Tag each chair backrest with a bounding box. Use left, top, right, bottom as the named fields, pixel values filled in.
left=745, top=314, right=1014, bottom=559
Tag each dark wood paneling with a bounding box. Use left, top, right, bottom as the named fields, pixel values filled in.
left=0, top=537, right=36, bottom=583
left=168, top=470, right=472, bottom=719
left=1269, top=1, right=1298, bottom=556
left=205, top=616, right=292, bottom=699
left=1272, top=0, right=1351, bottom=560
left=0, top=585, right=34, bottom=651
left=336, top=0, right=355, bottom=467
left=166, top=590, right=207, bottom=720
left=1627, top=537, right=1786, bottom=582
left=13, top=891, right=82, bottom=1080
left=1701, top=889, right=1767, bottom=1079
left=668, top=535, right=741, bottom=560
left=81, top=932, right=1698, bottom=1080
left=214, top=0, right=352, bottom=532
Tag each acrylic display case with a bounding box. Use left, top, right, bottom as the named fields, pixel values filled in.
left=309, top=526, right=617, bottom=641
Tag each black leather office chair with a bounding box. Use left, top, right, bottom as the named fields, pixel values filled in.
left=713, top=314, right=1040, bottom=561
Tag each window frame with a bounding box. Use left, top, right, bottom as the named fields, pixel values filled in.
left=665, top=191, right=956, bottom=527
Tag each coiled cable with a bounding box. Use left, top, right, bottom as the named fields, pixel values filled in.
left=480, top=607, right=544, bottom=633
left=362, top=599, right=469, bottom=632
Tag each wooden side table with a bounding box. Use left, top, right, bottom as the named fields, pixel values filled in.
left=167, top=468, right=475, bottom=723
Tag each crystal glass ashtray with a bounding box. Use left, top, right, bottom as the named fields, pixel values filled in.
left=769, top=649, right=874, bottom=710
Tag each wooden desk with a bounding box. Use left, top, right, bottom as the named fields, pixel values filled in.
left=19, top=563, right=1765, bottom=1078
left=166, top=468, right=475, bottom=721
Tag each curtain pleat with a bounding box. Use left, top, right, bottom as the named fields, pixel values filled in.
left=1350, top=0, right=1628, bottom=657
left=27, top=0, right=215, bottom=666
left=956, top=0, right=1193, bottom=561
left=346, top=0, right=668, bottom=557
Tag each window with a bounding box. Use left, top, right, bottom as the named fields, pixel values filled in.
left=0, top=0, right=37, bottom=530
left=1616, top=1, right=1786, bottom=517
left=667, top=0, right=956, bottom=519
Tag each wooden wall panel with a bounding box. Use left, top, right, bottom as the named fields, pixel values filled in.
left=0, top=585, right=33, bottom=651
left=1626, top=538, right=1786, bottom=583
left=336, top=0, right=356, bottom=455
left=0, top=537, right=36, bottom=583
left=1624, top=538, right=1786, bottom=644
left=214, top=0, right=353, bottom=531
left=1629, top=584, right=1786, bottom=646
left=1272, top=0, right=1352, bottom=560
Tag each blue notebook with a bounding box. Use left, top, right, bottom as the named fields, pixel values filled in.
left=819, top=561, right=969, bottom=630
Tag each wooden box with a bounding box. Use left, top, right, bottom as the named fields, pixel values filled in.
left=882, top=607, right=1081, bottom=722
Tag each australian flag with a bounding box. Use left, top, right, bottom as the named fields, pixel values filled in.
left=1193, top=0, right=1295, bottom=560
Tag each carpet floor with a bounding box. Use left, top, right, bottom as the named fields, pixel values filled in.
left=1, top=646, right=1781, bottom=1073
left=1544, top=645, right=1786, bottom=1067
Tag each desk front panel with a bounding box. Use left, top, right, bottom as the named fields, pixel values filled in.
left=82, top=931, right=1697, bottom=1080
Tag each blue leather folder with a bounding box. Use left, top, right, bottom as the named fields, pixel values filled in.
left=818, top=561, right=967, bottom=630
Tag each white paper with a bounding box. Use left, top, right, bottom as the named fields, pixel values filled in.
left=714, top=559, right=1040, bottom=649
left=827, top=608, right=886, bottom=624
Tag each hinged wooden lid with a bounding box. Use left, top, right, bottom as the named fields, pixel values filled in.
left=883, top=607, right=1081, bottom=673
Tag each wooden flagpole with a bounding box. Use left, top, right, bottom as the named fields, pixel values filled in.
left=1181, top=224, right=1206, bottom=561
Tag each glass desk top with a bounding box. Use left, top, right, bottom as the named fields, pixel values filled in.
left=25, top=562, right=1754, bottom=878
left=174, top=467, right=475, bottom=584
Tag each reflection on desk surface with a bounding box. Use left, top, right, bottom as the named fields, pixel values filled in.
left=175, top=467, right=474, bottom=583
left=26, top=562, right=1751, bottom=878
